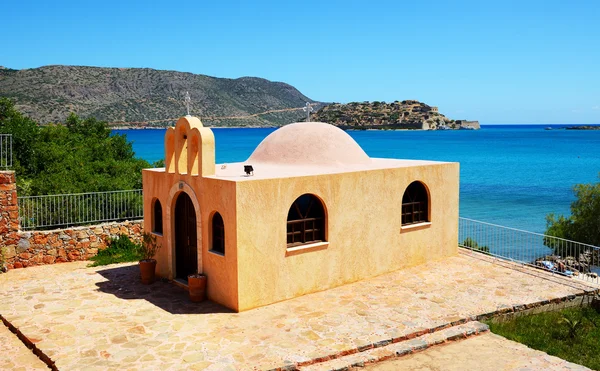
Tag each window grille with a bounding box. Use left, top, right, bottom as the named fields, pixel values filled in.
left=287, top=194, right=326, bottom=247
left=401, top=181, right=429, bottom=225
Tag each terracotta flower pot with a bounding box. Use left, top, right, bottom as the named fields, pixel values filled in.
left=139, top=259, right=157, bottom=285
left=188, top=274, right=207, bottom=302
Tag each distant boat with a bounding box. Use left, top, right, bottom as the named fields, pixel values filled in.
left=545, top=127, right=553, bottom=130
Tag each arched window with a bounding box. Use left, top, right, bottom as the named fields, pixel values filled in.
left=401, top=181, right=429, bottom=225
left=211, top=212, right=225, bottom=254
left=287, top=194, right=326, bottom=247
left=152, top=199, right=163, bottom=233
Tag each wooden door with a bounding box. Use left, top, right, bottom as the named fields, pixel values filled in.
left=175, top=192, right=197, bottom=281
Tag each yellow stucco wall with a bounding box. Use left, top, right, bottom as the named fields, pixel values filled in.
left=234, top=162, right=459, bottom=311
left=142, top=169, right=239, bottom=311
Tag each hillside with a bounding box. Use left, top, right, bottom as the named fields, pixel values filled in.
left=0, top=65, right=322, bottom=127
left=312, top=100, right=479, bottom=130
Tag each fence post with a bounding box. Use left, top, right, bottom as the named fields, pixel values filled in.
left=0, top=171, right=20, bottom=270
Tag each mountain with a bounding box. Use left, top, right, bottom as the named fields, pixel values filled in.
left=0, top=65, right=323, bottom=127
left=312, top=100, right=479, bottom=130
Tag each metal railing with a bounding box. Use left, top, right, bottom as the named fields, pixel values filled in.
left=18, top=189, right=143, bottom=230
left=0, top=134, right=12, bottom=168
left=459, top=217, right=600, bottom=284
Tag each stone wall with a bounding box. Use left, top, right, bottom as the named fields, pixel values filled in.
left=2, top=221, right=143, bottom=270
left=0, top=171, right=144, bottom=271
left=0, top=172, right=20, bottom=269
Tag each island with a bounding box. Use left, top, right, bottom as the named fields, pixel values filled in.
left=565, top=125, right=600, bottom=130
left=311, top=100, right=479, bottom=130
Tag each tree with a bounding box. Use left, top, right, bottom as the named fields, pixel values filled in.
left=0, top=98, right=40, bottom=176
left=0, top=98, right=150, bottom=196
left=545, top=176, right=600, bottom=251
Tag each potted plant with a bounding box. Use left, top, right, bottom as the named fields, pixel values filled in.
left=139, top=233, right=161, bottom=284
left=188, top=271, right=207, bottom=302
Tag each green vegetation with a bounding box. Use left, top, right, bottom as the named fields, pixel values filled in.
left=462, top=237, right=490, bottom=254
left=139, top=232, right=161, bottom=261
left=545, top=176, right=600, bottom=251
left=486, top=306, right=600, bottom=370
left=0, top=98, right=150, bottom=196
left=88, top=235, right=143, bottom=267
left=0, top=65, right=315, bottom=127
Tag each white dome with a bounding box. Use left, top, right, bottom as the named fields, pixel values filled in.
left=247, top=122, right=371, bottom=166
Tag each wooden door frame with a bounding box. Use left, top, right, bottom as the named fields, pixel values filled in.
left=166, top=181, right=202, bottom=280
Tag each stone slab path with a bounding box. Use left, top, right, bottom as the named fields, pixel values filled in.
left=0, top=250, right=596, bottom=370
left=0, top=320, right=48, bottom=370
left=300, top=321, right=491, bottom=370
left=364, top=332, right=591, bottom=371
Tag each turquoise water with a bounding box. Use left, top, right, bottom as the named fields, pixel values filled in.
left=114, top=125, right=600, bottom=234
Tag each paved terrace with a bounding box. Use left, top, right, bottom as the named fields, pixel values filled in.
left=0, top=250, right=597, bottom=371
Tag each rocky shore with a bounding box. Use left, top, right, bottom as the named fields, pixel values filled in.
left=533, top=251, right=599, bottom=279
left=565, top=125, right=600, bottom=130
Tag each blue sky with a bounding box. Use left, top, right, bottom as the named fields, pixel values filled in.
left=3, top=0, right=599, bottom=124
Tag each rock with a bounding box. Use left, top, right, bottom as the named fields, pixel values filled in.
left=1, top=245, right=16, bottom=259
left=110, top=335, right=128, bottom=344
left=17, top=238, right=30, bottom=252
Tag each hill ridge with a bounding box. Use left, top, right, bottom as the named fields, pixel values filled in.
left=0, top=65, right=321, bottom=127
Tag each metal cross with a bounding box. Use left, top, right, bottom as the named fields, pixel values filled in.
left=303, top=102, right=313, bottom=122
left=184, top=91, right=191, bottom=116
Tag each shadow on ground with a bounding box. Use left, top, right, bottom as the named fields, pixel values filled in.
left=94, top=264, right=233, bottom=315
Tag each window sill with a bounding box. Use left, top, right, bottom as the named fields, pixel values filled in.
left=286, top=241, right=329, bottom=257
left=401, top=222, right=431, bottom=233
left=209, top=250, right=225, bottom=257
left=151, top=232, right=163, bottom=237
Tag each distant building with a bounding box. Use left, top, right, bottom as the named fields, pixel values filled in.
left=143, top=117, right=459, bottom=311
left=431, top=106, right=439, bottom=112
left=455, top=120, right=481, bottom=130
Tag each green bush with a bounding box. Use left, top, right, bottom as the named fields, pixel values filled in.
left=89, top=234, right=143, bottom=267
left=0, top=98, right=150, bottom=196
left=462, top=237, right=490, bottom=254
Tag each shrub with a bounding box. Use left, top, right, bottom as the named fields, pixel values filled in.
left=462, top=237, right=490, bottom=254
left=89, top=234, right=142, bottom=267
left=139, top=232, right=161, bottom=261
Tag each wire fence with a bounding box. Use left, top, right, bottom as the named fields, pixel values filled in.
left=459, top=217, right=600, bottom=284
left=18, top=189, right=143, bottom=230
left=0, top=134, right=12, bottom=168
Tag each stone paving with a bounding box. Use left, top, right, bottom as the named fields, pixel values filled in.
left=300, top=321, right=491, bottom=370
left=0, top=250, right=597, bottom=370
left=0, top=321, right=48, bottom=370
left=364, top=332, right=591, bottom=371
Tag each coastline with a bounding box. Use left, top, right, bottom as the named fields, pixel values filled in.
left=110, top=125, right=278, bottom=130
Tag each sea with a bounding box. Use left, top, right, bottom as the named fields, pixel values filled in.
left=114, top=124, right=600, bottom=235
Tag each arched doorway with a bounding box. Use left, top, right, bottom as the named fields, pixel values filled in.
left=174, top=192, right=197, bottom=281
